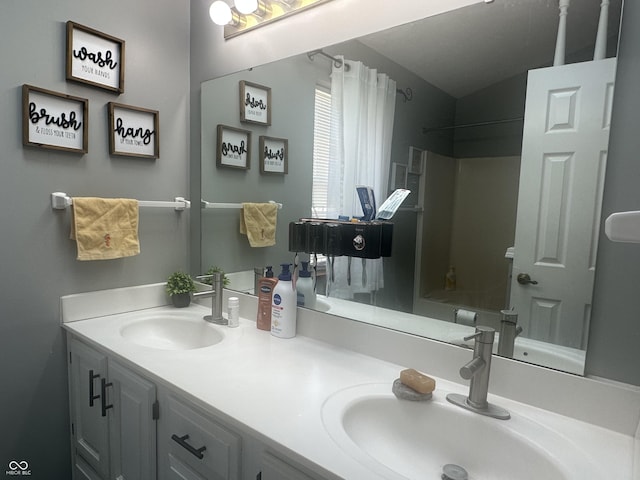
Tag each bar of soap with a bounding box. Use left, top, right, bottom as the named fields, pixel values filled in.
left=399, top=368, right=436, bottom=394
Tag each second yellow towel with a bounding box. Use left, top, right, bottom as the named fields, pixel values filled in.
left=240, top=202, right=278, bottom=247
left=70, top=197, right=140, bottom=260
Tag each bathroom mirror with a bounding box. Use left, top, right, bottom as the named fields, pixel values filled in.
left=200, top=0, right=623, bottom=375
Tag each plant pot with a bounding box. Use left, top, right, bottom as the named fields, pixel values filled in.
left=171, top=292, right=191, bottom=308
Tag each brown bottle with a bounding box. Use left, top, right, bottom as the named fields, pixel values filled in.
left=256, top=266, right=278, bottom=331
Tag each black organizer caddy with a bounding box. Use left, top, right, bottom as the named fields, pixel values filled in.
left=288, top=219, right=393, bottom=259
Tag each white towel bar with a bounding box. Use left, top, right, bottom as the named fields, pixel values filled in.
left=51, top=192, right=190, bottom=211
left=201, top=200, right=283, bottom=210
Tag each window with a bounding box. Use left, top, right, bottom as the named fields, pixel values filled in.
left=312, top=86, right=331, bottom=218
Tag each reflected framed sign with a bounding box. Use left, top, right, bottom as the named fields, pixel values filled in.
left=239, top=80, right=271, bottom=126
left=217, top=124, right=251, bottom=170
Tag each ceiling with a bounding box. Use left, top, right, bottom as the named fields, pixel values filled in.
left=358, top=0, right=623, bottom=98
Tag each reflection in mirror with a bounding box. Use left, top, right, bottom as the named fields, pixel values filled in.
left=201, top=0, right=623, bottom=375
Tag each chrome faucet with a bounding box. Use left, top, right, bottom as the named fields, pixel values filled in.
left=497, top=309, right=523, bottom=358
left=193, top=272, right=226, bottom=324
left=447, top=326, right=510, bottom=420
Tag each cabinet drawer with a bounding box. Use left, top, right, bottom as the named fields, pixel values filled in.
left=165, top=395, right=241, bottom=480
left=261, top=452, right=316, bottom=480
left=74, top=454, right=104, bottom=480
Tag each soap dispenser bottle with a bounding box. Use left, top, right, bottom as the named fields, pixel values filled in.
left=296, top=261, right=316, bottom=309
left=256, top=266, right=277, bottom=331
left=271, top=263, right=297, bottom=338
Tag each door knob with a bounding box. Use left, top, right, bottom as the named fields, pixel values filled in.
left=517, top=273, right=538, bottom=285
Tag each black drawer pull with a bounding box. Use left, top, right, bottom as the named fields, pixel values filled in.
left=171, top=434, right=206, bottom=459
left=100, top=378, right=113, bottom=417
left=89, top=370, right=101, bottom=407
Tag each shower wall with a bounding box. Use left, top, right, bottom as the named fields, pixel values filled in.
left=419, top=153, right=521, bottom=314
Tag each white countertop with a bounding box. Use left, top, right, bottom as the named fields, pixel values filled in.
left=61, top=285, right=639, bottom=480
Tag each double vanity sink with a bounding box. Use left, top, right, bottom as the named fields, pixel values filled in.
left=62, top=284, right=638, bottom=480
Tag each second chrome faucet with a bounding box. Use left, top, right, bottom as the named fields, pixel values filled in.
left=447, top=326, right=510, bottom=420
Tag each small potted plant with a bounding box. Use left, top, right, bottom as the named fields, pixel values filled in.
left=202, top=266, right=230, bottom=288
left=166, top=271, right=197, bottom=308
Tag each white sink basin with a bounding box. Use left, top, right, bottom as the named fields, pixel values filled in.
left=322, top=383, right=604, bottom=480
left=120, top=312, right=224, bottom=350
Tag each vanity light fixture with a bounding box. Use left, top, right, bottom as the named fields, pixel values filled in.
left=210, top=0, right=334, bottom=39
left=209, top=1, right=242, bottom=26
left=234, top=0, right=258, bottom=14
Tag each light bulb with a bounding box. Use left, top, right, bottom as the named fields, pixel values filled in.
left=209, top=1, right=232, bottom=25
left=235, top=0, right=258, bottom=14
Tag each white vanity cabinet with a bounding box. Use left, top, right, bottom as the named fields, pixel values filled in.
left=259, top=452, right=318, bottom=480
left=67, top=336, right=157, bottom=480
left=157, top=391, right=242, bottom=480
left=155, top=389, right=326, bottom=480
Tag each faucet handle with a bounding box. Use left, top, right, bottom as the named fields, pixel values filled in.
left=463, top=326, right=495, bottom=344
left=500, top=309, right=519, bottom=324
left=463, top=331, right=482, bottom=342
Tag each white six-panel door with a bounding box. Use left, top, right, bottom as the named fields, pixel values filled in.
left=510, top=57, right=616, bottom=348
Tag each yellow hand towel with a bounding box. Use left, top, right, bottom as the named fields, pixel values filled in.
left=70, top=197, right=140, bottom=261
left=240, top=202, right=278, bottom=247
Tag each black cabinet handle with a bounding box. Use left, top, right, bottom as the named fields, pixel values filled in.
left=89, top=370, right=101, bottom=407
left=100, top=378, right=113, bottom=417
left=171, top=434, right=206, bottom=459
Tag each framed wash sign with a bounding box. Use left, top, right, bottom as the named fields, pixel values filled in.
left=259, top=136, right=288, bottom=174
left=66, top=21, right=125, bottom=94
left=108, top=103, right=159, bottom=158
left=217, top=125, right=251, bottom=169
left=22, top=84, right=88, bottom=153
left=239, top=80, right=271, bottom=125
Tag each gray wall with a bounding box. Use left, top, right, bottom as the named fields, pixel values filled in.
left=587, top=0, right=640, bottom=386
left=0, top=1, right=190, bottom=477
left=453, top=72, right=527, bottom=158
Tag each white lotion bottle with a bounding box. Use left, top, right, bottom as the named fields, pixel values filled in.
left=271, top=263, right=297, bottom=338
left=296, top=261, right=316, bottom=309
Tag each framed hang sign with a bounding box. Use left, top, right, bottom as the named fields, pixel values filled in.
left=66, top=21, right=125, bottom=94
left=259, top=136, right=288, bottom=174
left=217, top=124, right=251, bottom=170
left=22, top=84, right=88, bottom=154
left=239, top=80, right=271, bottom=126
left=108, top=102, right=159, bottom=159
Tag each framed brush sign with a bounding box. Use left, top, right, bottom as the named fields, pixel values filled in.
left=217, top=124, right=251, bottom=170
left=239, top=80, right=271, bottom=125
left=259, top=136, right=288, bottom=174
left=108, top=102, right=159, bottom=158
left=22, top=84, right=88, bottom=153
left=66, top=21, right=125, bottom=94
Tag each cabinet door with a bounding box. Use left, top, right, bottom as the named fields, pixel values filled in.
left=74, top=454, right=104, bottom=480
left=260, top=452, right=316, bottom=480
left=163, top=395, right=241, bottom=480
left=108, top=360, right=157, bottom=480
left=69, top=338, right=110, bottom=480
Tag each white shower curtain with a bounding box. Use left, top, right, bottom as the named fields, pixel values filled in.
left=326, top=56, right=396, bottom=299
